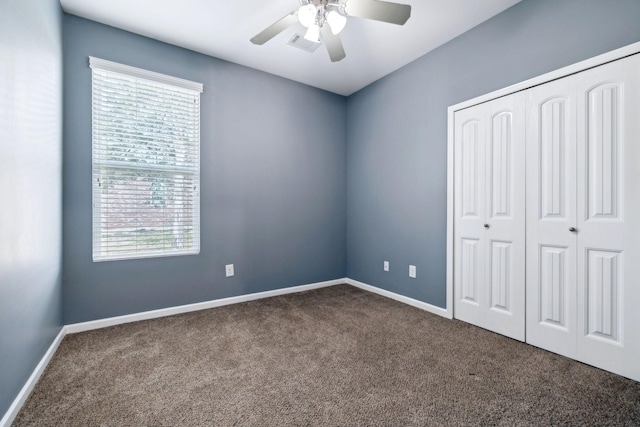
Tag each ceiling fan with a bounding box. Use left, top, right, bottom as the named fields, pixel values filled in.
left=250, top=0, right=411, bottom=62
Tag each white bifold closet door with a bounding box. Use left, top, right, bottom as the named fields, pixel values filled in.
left=527, top=53, right=640, bottom=381
left=453, top=93, right=526, bottom=341
left=525, top=75, right=578, bottom=357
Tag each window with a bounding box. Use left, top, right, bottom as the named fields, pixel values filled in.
left=90, top=57, right=203, bottom=261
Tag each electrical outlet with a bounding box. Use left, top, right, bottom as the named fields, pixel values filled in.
left=384, top=261, right=389, bottom=272
left=225, top=264, right=234, bottom=277
left=409, top=265, right=417, bottom=279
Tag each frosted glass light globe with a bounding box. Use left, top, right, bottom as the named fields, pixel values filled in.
left=304, top=24, right=320, bottom=43
left=327, top=10, right=347, bottom=35
left=298, top=4, right=317, bottom=28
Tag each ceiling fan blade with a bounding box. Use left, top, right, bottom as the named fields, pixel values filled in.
left=250, top=12, right=298, bottom=45
left=320, top=25, right=346, bottom=62
left=344, top=0, right=411, bottom=25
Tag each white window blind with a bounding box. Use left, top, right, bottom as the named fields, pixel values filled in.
left=90, top=57, right=203, bottom=261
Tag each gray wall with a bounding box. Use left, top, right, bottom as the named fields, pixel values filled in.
left=346, top=0, right=640, bottom=308
left=0, top=0, right=63, bottom=418
left=4, top=1, right=640, bottom=416
left=62, top=15, right=347, bottom=323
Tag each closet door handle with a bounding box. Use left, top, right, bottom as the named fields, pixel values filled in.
left=569, top=227, right=577, bottom=232
left=484, top=224, right=490, bottom=229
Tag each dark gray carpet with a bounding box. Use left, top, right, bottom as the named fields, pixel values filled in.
left=13, top=285, right=640, bottom=426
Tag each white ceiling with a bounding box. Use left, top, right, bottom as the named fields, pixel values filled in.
left=60, top=0, right=521, bottom=96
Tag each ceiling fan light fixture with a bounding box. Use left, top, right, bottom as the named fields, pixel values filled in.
left=304, top=24, right=321, bottom=43
left=251, top=0, right=412, bottom=63
left=326, top=10, right=347, bottom=35
left=298, top=4, right=317, bottom=28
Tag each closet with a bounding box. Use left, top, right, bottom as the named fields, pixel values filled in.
left=451, top=51, right=640, bottom=381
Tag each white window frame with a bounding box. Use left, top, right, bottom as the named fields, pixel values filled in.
left=90, top=57, right=203, bottom=262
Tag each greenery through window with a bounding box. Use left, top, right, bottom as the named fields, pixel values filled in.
left=91, top=58, right=202, bottom=261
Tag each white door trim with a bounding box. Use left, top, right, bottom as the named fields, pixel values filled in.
left=445, top=41, right=640, bottom=319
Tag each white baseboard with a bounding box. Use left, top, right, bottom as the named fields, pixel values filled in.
left=65, top=278, right=346, bottom=334
left=346, top=278, right=451, bottom=319
left=0, top=328, right=66, bottom=427
left=2, top=277, right=451, bottom=425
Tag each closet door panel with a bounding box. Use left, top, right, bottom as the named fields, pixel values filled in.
left=489, top=111, right=514, bottom=218
left=454, top=94, right=526, bottom=342
left=483, top=94, right=526, bottom=340
left=525, top=78, right=577, bottom=357
left=538, top=246, right=569, bottom=325
left=460, top=238, right=481, bottom=303
left=454, top=107, right=487, bottom=322
left=576, top=53, right=640, bottom=381
left=585, top=84, right=623, bottom=221
left=585, top=249, right=622, bottom=342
